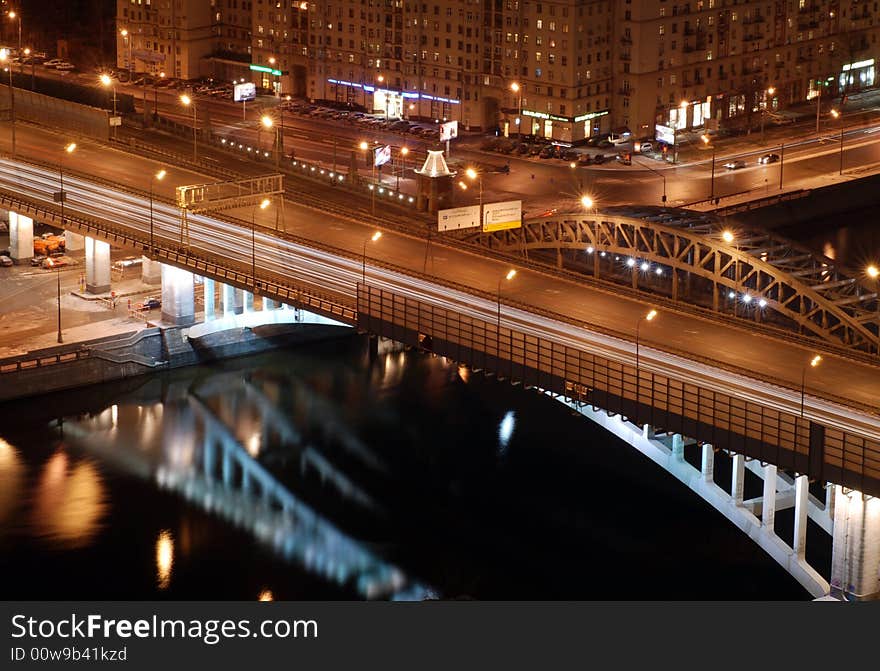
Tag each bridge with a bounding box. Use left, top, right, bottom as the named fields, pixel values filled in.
left=1, top=133, right=879, bottom=600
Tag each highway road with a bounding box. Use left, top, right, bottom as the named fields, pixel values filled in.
left=28, top=64, right=880, bottom=211
left=0, top=124, right=878, bottom=442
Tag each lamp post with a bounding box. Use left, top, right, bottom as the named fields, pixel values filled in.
left=120, top=28, right=133, bottom=82
left=7, top=10, right=21, bottom=73
left=397, top=146, right=409, bottom=191
left=635, top=308, right=658, bottom=413
left=261, top=114, right=279, bottom=168
left=100, top=73, right=117, bottom=139
left=510, top=82, right=522, bottom=138
left=800, top=354, right=822, bottom=423
left=362, top=230, right=382, bottom=286
left=56, top=142, right=76, bottom=343
left=0, top=49, right=15, bottom=154
left=465, top=167, right=483, bottom=211
left=180, top=93, right=197, bottom=162
left=252, top=198, right=271, bottom=287
left=497, top=269, right=517, bottom=354
left=153, top=71, right=164, bottom=120
left=760, top=86, right=775, bottom=144
left=360, top=140, right=376, bottom=215
left=831, top=108, right=843, bottom=175
left=701, top=134, right=716, bottom=201
left=149, top=169, right=165, bottom=255
left=815, top=77, right=822, bottom=134
left=722, top=229, right=739, bottom=317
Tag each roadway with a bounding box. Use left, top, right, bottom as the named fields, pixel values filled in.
left=26, top=64, right=880, bottom=212
left=1, top=124, right=878, bottom=438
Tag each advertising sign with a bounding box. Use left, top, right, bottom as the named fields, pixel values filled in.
left=439, top=120, right=459, bottom=142
left=655, top=124, right=675, bottom=145
left=482, top=200, right=522, bottom=233
left=374, top=145, right=392, bottom=167
left=437, top=205, right=481, bottom=232
left=234, top=82, right=256, bottom=102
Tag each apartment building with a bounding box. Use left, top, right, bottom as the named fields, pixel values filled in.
left=119, top=0, right=879, bottom=143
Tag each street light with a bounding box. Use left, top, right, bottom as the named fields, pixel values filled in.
left=360, top=140, right=376, bottom=215
left=510, top=82, right=522, bottom=137
left=635, top=308, right=658, bottom=413
left=800, top=354, right=822, bottom=420
left=831, top=108, right=844, bottom=175
left=261, top=114, right=279, bottom=168
left=465, top=167, right=483, bottom=211
left=180, top=93, right=197, bottom=162
left=56, top=142, right=76, bottom=344
left=100, top=73, right=117, bottom=139
left=252, top=198, right=271, bottom=287
left=497, top=269, right=517, bottom=353
left=0, top=48, right=15, bottom=154
left=867, top=264, right=879, bottom=280
left=701, top=134, right=716, bottom=201
left=398, top=146, right=409, bottom=190
left=760, top=86, right=775, bottom=144
left=721, top=229, right=742, bottom=317
left=7, top=10, right=21, bottom=73
left=120, top=28, right=133, bottom=82
left=580, top=194, right=595, bottom=212
left=362, top=230, right=382, bottom=286
left=153, top=71, right=165, bottom=120
left=149, top=169, right=165, bottom=255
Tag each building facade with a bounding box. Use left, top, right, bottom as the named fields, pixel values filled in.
left=117, top=0, right=880, bottom=143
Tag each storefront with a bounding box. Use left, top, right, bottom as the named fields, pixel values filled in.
left=326, top=79, right=459, bottom=120
left=508, top=108, right=609, bottom=144
left=840, top=58, right=875, bottom=93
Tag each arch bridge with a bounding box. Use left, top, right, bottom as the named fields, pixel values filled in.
left=461, top=206, right=880, bottom=355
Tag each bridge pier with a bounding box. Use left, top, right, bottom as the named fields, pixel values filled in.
left=701, top=444, right=714, bottom=483
left=731, top=454, right=745, bottom=505
left=203, top=277, right=216, bottom=321
left=84, top=236, right=111, bottom=294
left=793, top=475, right=809, bottom=559
left=141, top=256, right=161, bottom=285
left=160, top=263, right=195, bottom=326
left=762, top=464, right=777, bottom=532
left=830, top=487, right=880, bottom=600
left=222, top=283, right=243, bottom=315
left=64, top=230, right=84, bottom=252
left=8, top=211, right=33, bottom=264
left=263, top=298, right=277, bottom=311
left=243, top=291, right=254, bottom=313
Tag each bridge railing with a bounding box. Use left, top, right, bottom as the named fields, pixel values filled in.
left=357, top=283, right=880, bottom=498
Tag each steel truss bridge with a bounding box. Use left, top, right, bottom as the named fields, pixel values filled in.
left=461, top=206, right=880, bottom=356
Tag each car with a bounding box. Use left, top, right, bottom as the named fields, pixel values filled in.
left=637, top=140, right=653, bottom=153
left=723, top=160, right=747, bottom=170
left=140, top=297, right=161, bottom=310
left=592, top=153, right=606, bottom=164
left=42, top=256, right=72, bottom=269
left=608, top=133, right=632, bottom=146
left=758, top=153, right=780, bottom=164
left=31, top=255, right=47, bottom=266
left=43, top=58, right=64, bottom=67
left=0, top=255, right=13, bottom=267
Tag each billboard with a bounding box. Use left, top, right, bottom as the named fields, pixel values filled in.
left=439, top=120, right=459, bottom=142
left=374, top=144, right=392, bottom=167
left=655, top=124, right=675, bottom=145
left=438, top=205, right=480, bottom=232
left=482, top=200, right=522, bottom=233
left=234, top=82, right=256, bottom=102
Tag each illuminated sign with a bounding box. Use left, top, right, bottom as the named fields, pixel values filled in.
left=233, top=82, right=256, bottom=102
left=574, top=110, right=610, bottom=122
left=438, top=205, right=480, bottom=231
left=655, top=124, right=675, bottom=145
left=327, top=80, right=460, bottom=104
left=842, top=58, right=874, bottom=71
left=250, top=64, right=282, bottom=76
left=374, top=145, right=391, bottom=167
left=439, top=120, right=459, bottom=142
left=482, top=200, right=522, bottom=233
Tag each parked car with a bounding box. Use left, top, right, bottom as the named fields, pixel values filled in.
left=637, top=140, right=653, bottom=153
left=140, top=297, right=162, bottom=310
left=592, top=153, right=606, bottom=164
left=43, top=58, right=64, bottom=67
left=42, top=256, right=72, bottom=269
left=758, top=153, right=780, bottom=164
left=0, top=255, right=13, bottom=267
left=724, top=160, right=747, bottom=170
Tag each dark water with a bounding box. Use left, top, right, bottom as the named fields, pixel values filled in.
left=0, top=336, right=814, bottom=600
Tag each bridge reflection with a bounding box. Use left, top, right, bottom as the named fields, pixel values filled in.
left=61, top=364, right=431, bottom=601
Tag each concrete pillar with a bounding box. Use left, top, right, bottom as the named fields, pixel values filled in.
left=792, top=475, right=809, bottom=559
left=825, top=482, right=836, bottom=519
left=263, top=297, right=277, bottom=311
left=671, top=433, right=684, bottom=461
left=222, top=283, right=243, bottom=315
left=64, top=230, right=84, bottom=251
left=203, top=277, right=216, bottom=321
left=160, top=263, right=195, bottom=326
left=84, top=236, right=111, bottom=294
left=203, top=438, right=215, bottom=481
left=141, top=256, right=161, bottom=285
left=222, top=452, right=233, bottom=487
left=731, top=454, right=745, bottom=505
left=700, top=444, right=714, bottom=483
left=243, top=291, right=254, bottom=313
left=762, top=463, right=777, bottom=531
left=831, top=487, right=880, bottom=600
left=8, top=211, right=33, bottom=264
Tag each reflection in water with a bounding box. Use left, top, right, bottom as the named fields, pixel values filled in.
left=30, top=450, right=107, bottom=548
left=258, top=589, right=274, bottom=601
left=0, top=438, right=24, bottom=530
left=156, top=529, right=174, bottom=590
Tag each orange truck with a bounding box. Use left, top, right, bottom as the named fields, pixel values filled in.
left=33, top=234, right=66, bottom=256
